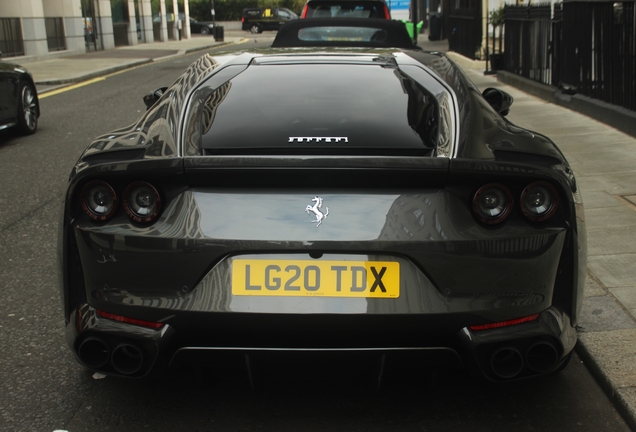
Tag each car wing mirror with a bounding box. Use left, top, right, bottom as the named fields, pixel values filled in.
left=143, top=87, right=168, bottom=110
left=482, top=87, right=513, bottom=116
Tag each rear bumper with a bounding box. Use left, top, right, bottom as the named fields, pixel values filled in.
left=66, top=304, right=576, bottom=381
left=64, top=187, right=580, bottom=324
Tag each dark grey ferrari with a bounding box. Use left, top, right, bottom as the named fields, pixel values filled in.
left=59, top=20, right=586, bottom=383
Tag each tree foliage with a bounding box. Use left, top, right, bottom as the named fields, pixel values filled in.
left=488, top=6, right=505, bottom=26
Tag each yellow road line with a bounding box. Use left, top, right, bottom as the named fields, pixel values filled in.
left=38, top=43, right=238, bottom=98
left=39, top=77, right=105, bottom=98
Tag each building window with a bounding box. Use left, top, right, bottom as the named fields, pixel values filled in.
left=0, top=18, right=25, bottom=57
left=46, top=18, right=66, bottom=52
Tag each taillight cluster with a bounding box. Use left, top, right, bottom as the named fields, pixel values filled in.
left=472, top=181, right=559, bottom=224
left=382, top=4, right=391, bottom=19
left=80, top=181, right=162, bottom=224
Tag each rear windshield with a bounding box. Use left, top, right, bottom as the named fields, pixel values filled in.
left=298, top=26, right=387, bottom=42
left=305, top=1, right=387, bottom=18
left=185, top=63, right=439, bottom=156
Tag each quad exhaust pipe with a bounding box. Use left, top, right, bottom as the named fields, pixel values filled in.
left=77, top=338, right=146, bottom=376
left=78, top=337, right=110, bottom=369
left=490, top=346, right=524, bottom=379
left=489, top=340, right=559, bottom=380
left=111, top=343, right=144, bottom=375
left=525, top=341, right=558, bottom=373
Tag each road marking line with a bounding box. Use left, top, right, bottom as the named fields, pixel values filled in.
left=39, top=77, right=105, bottom=98
left=38, top=43, right=245, bottom=98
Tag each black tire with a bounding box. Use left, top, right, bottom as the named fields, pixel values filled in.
left=17, top=81, right=38, bottom=135
left=250, top=24, right=261, bottom=34
left=200, top=27, right=210, bottom=35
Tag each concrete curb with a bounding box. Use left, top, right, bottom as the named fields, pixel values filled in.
left=554, top=91, right=636, bottom=139
left=35, top=40, right=237, bottom=91
left=34, top=59, right=153, bottom=86
left=496, top=70, right=636, bottom=139
left=445, top=52, right=486, bottom=71
left=493, top=70, right=557, bottom=103
left=182, top=40, right=235, bottom=54
left=445, top=52, right=636, bottom=140
left=576, top=335, right=636, bottom=432
left=449, top=50, right=636, bottom=432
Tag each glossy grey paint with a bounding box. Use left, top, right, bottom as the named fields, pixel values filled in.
left=59, top=48, right=586, bottom=381
left=82, top=184, right=566, bottom=316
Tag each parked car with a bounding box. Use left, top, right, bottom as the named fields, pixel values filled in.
left=60, top=19, right=586, bottom=383
left=301, top=0, right=391, bottom=19
left=0, top=57, right=39, bottom=135
left=242, top=7, right=298, bottom=33
left=153, top=13, right=215, bottom=35
left=188, top=17, right=214, bottom=35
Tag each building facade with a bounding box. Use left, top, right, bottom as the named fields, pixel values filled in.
left=0, top=0, right=192, bottom=61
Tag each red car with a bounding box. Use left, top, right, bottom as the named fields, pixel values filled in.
left=301, top=0, right=391, bottom=19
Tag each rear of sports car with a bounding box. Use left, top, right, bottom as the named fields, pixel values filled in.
left=59, top=52, right=586, bottom=382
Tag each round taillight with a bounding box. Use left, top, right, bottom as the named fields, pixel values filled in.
left=81, top=181, right=117, bottom=221
left=472, top=183, right=513, bottom=224
left=521, top=181, right=558, bottom=222
left=123, top=182, right=162, bottom=223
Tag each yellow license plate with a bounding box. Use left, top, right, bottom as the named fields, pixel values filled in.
left=232, top=259, right=400, bottom=298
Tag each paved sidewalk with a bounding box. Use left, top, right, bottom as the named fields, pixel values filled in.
left=8, top=28, right=636, bottom=430
left=16, top=33, right=247, bottom=91
left=453, top=57, right=636, bottom=431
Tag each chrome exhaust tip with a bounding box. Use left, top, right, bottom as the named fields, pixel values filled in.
left=490, top=346, right=524, bottom=379
left=78, top=337, right=110, bottom=369
left=525, top=340, right=558, bottom=373
left=111, top=343, right=144, bottom=375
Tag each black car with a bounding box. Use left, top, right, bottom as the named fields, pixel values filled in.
left=59, top=19, right=586, bottom=383
left=153, top=14, right=215, bottom=35
left=241, top=7, right=298, bottom=33
left=189, top=17, right=214, bottom=35
left=0, top=58, right=39, bottom=135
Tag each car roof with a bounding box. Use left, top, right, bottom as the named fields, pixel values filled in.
left=306, top=0, right=387, bottom=3
left=302, top=0, right=390, bottom=19
left=272, top=18, right=415, bottom=49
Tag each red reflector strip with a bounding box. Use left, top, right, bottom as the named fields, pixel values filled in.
left=96, top=309, right=165, bottom=329
left=469, top=314, right=539, bottom=331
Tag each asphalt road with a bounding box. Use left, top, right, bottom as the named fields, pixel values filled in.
left=0, top=40, right=632, bottom=432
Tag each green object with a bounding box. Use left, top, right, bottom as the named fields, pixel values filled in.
left=402, top=20, right=423, bottom=39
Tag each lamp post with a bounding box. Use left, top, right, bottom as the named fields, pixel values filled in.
left=411, top=0, right=418, bottom=44
left=211, top=0, right=215, bottom=27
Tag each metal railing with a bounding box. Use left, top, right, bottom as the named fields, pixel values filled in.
left=448, top=7, right=482, bottom=60
left=504, top=5, right=553, bottom=85
left=504, top=2, right=636, bottom=112
left=560, top=1, right=635, bottom=111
